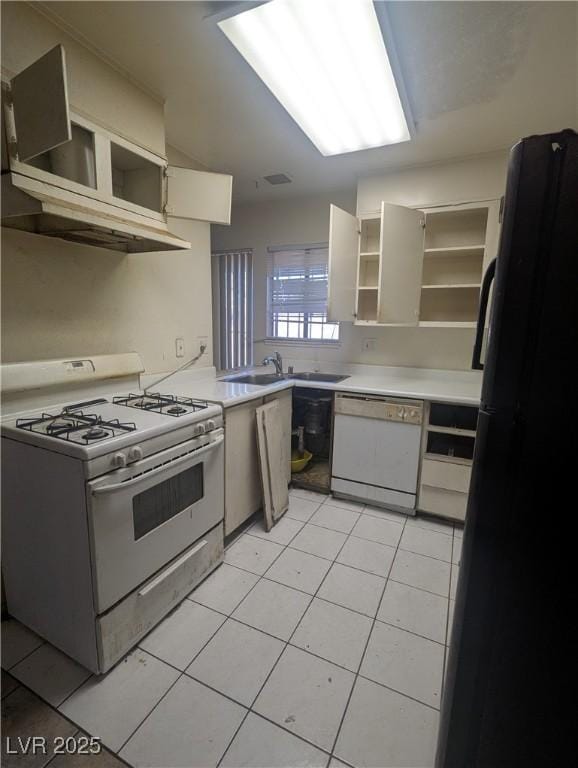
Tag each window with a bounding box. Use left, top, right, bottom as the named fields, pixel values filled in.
left=212, top=250, right=253, bottom=370
left=267, top=244, right=339, bottom=341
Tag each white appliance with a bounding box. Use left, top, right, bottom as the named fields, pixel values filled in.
left=1, top=389, right=224, bottom=673
left=331, top=392, right=423, bottom=513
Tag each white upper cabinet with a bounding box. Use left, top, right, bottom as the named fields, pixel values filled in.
left=328, top=201, right=424, bottom=326
left=328, top=198, right=500, bottom=328
left=418, top=200, right=500, bottom=327
left=327, top=204, right=359, bottom=322
left=166, top=167, right=232, bottom=225
left=377, top=202, right=425, bottom=325
left=2, top=45, right=233, bottom=252
left=9, top=45, right=71, bottom=162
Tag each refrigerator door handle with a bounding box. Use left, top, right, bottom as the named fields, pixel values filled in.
left=472, top=257, right=497, bottom=370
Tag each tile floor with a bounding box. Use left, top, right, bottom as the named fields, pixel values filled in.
left=1, top=489, right=462, bottom=768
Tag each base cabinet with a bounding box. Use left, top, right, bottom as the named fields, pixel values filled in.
left=224, top=391, right=292, bottom=537
left=418, top=401, right=478, bottom=522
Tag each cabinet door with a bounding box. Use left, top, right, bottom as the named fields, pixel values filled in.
left=327, top=204, right=358, bottom=322
left=10, top=45, right=71, bottom=162
left=256, top=400, right=289, bottom=530
left=264, top=390, right=292, bottom=486
left=224, top=399, right=263, bottom=536
left=378, top=202, right=424, bottom=325
left=165, top=166, right=232, bottom=224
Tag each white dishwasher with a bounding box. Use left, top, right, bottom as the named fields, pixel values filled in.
left=331, top=393, right=423, bottom=513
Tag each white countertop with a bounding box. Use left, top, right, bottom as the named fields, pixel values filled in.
left=144, top=361, right=482, bottom=408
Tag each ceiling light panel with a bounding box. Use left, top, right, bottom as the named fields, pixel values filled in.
left=218, top=0, right=411, bottom=156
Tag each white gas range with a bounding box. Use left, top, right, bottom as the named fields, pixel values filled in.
left=1, top=389, right=225, bottom=674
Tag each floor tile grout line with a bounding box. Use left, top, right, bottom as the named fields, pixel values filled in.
left=118, top=526, right=318, bottom=765
left=328, top=515, right=408, bottom=762
left=372, top=616, right=447, bottom=648
left=213, top=516, right=323, bottom=766
left=152, top=599, right=446, bottom=684
left=441, top=529, right=457, bottom=699
left=48, top=670, right=92, bottom=710
left=6, top=501, right=454, bottom=767
left=356, top=672, right=442, bottom=713
left=396, top=543, right=453, bottom=565
left=3, top=637, right=46, bottom=672
left=226, top=535, right=450, bottom=635
left=388, top=576, right=450, bottom=600
left=217, top=510, right=359, bottom=765
left=2, top=673, right=132, bottom=768
left=114, top=612, right=232, bottom=758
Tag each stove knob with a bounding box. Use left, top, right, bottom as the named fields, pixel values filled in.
left=206, top=419, right=216, bottom=431
left=112, top=452, right=127, bottom=468
left=194, top=423, right=206, bottom=435
left=129, top=446, right=143, bottom=462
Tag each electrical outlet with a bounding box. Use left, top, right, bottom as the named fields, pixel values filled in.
left=363, top=338, right=376, bottom=352
left=197, top=336, right=208, bottom=355
left=175, top=338, right=185, bottom=358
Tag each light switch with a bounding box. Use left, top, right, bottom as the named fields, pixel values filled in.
left=175, top=338, right=185, bottom=358
left=363, top=338, right=376, bottom=352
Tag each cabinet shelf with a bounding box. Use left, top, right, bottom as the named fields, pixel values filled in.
left=421, top=283, right=481, bottom=290
left=357, top=286, right=378, bottom=291
left=359, top=251, right=379, bottom=257
left=424, top=245, right=485, bottom=256
left=427, top=425, right=477, bottom=438
left=423, top=453, right=473, bottom=467
left=418, top=321, right=477, bottom=328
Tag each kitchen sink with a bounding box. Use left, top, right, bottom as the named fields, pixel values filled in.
left=287, top=372, right=350, bottom=383
left=224, top=373, right=286, bottom=385
left=223, top=371, right=350, bottom=386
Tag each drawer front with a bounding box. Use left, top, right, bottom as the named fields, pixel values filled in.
left=419, top=485, right=468, bottom=522
left=421, top=458, right=472, bottom=494
left=97, top=523, right=223, bottom=672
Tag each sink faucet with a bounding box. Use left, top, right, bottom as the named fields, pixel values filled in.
left=262, top=351, right=283, bottom=375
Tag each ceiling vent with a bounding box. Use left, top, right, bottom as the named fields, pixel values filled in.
left=263, top=173, right=292, bottom=185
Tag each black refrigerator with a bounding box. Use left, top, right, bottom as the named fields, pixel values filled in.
left=436, top=129, right=578, bottom=767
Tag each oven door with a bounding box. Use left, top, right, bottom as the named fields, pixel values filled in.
left=87, top=429, right=224, bottom=613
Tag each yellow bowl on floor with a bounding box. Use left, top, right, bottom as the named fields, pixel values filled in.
left=291, top=449, right=313, bottom=473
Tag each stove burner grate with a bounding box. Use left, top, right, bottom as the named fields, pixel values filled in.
left=113, top=393, right=209, bottom=416
left=17, top=410, right=137, bottom=444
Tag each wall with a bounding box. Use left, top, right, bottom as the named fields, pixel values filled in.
left=212, top=152, right=508, bottom=371
left=1, top=5, right=213, bottom=375
left=1, top=216, right=212, bottom=374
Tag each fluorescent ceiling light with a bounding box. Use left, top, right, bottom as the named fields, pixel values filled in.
left=218, top=0, right=411, bottom=156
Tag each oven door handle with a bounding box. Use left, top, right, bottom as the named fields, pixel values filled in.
left=91, top=434, right=224, bottom=496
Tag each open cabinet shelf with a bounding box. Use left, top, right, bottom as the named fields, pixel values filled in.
left=424, top=207, right=489, bottom=249
left=356, top=288, right=379, bottom=322
left=328, top=199, right=499, bottom=330
left=358, top=251, right=380, bottom=288
left=359, top=217, right=381, bottom=253
left=420, top=285, right=480, bottom=324
left=418, top=204, right=493, bottom=326
left=424, top=245, right=485, bottom=256
left=419, top=321, right=477, bottom=328
left=422, top=283, right=481, bottom=290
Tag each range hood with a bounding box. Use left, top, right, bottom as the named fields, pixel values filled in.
left=1, top=172, right=191, bottom=253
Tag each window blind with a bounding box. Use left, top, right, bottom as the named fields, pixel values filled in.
left=267, top=245, right=329, bottom=315
left=213, top=250, right=253, bottom=370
